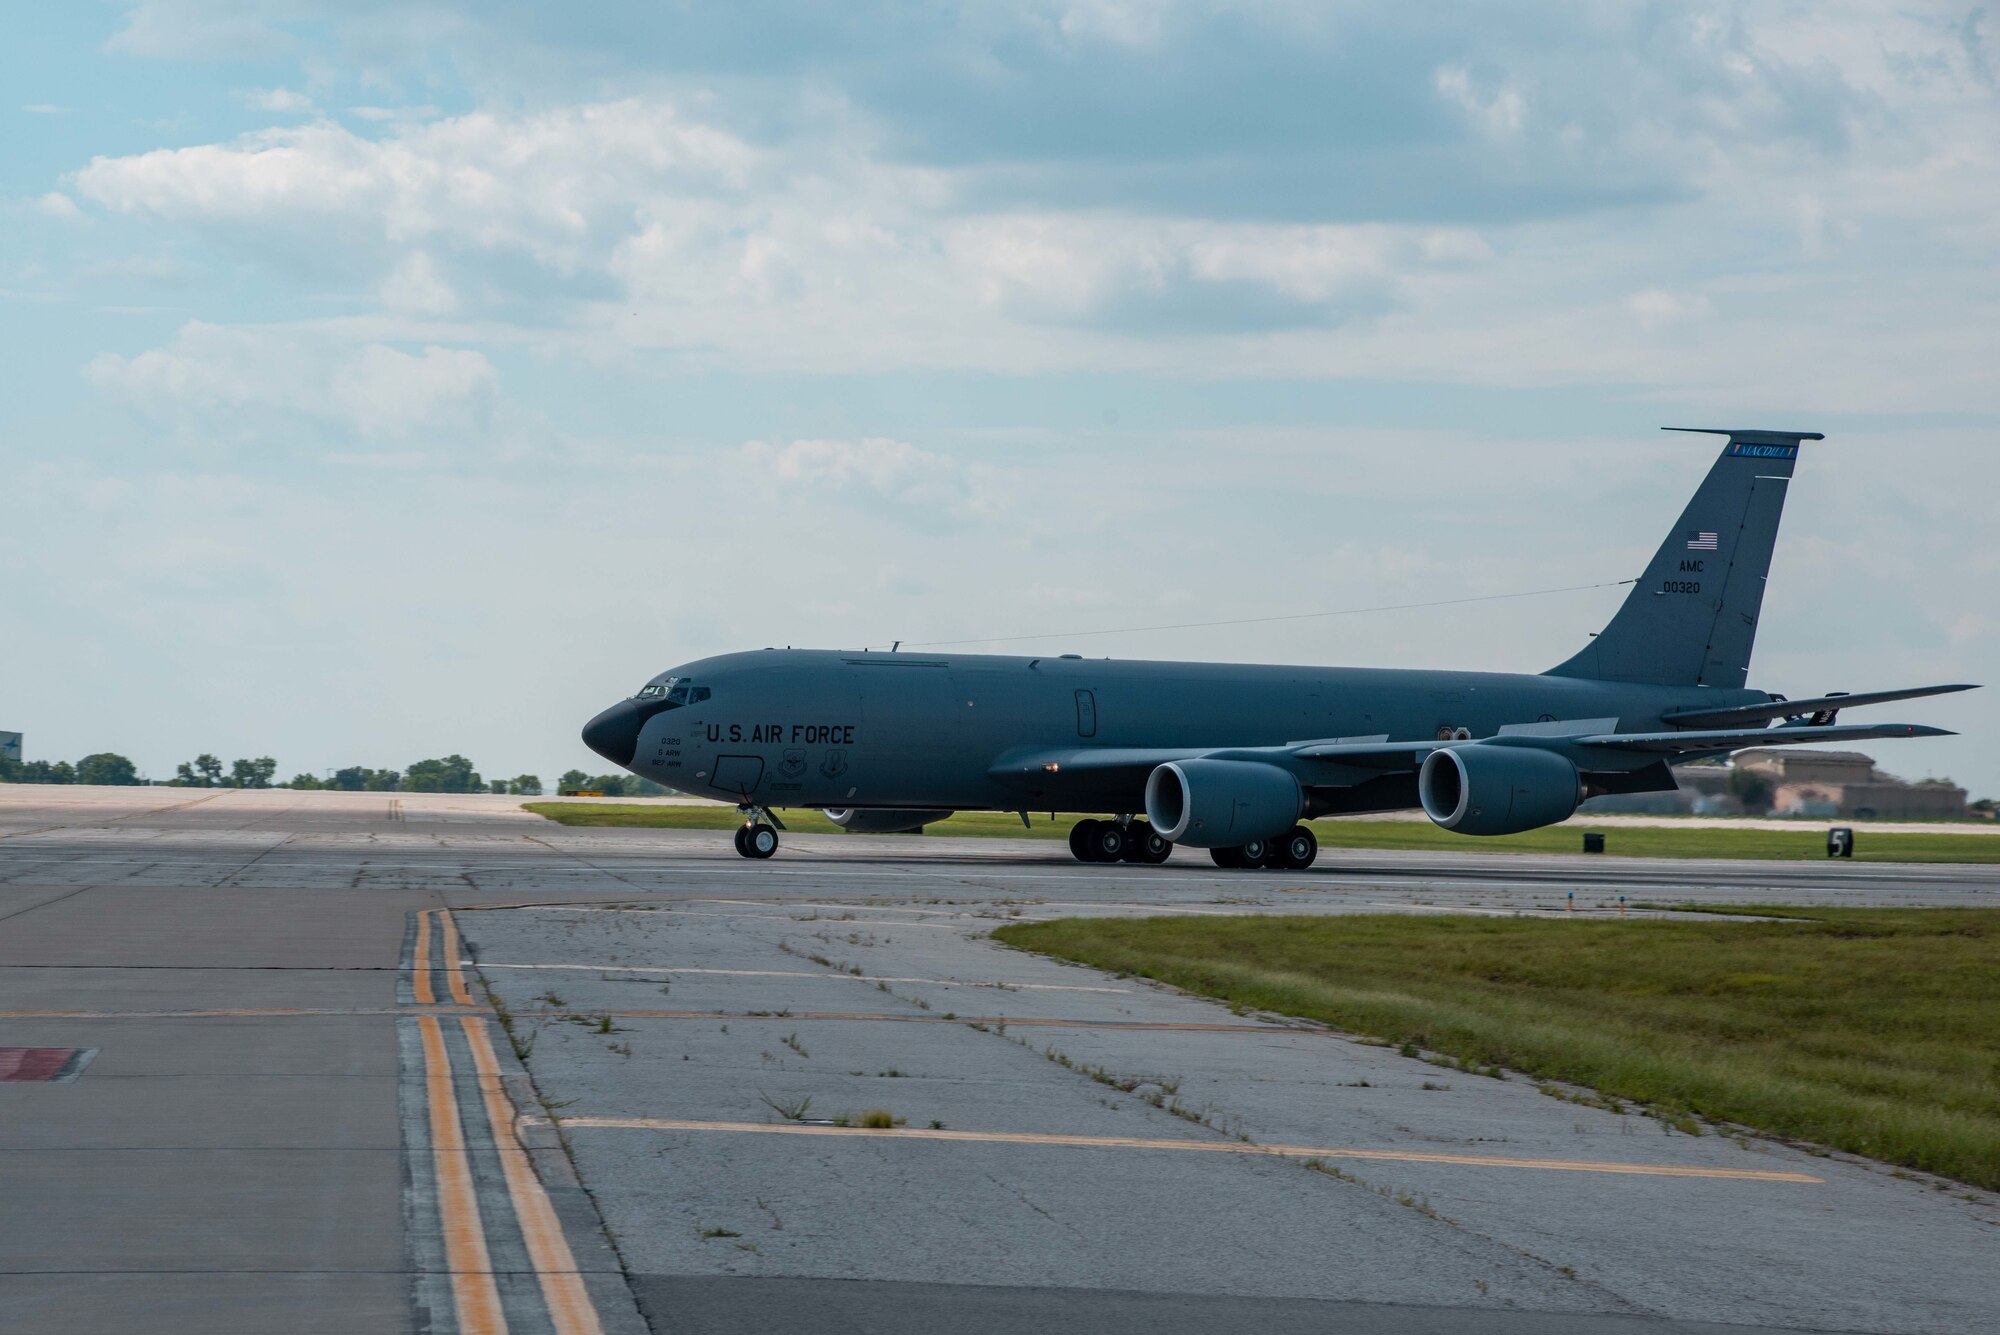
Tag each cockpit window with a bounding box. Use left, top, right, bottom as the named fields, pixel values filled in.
left=633, top=677, right=708, bottom=706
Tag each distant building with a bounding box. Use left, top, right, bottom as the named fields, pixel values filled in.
left=1578, top=751, right=1970, bottom=820
left=0, top=732, right=18, bottom=765
left=1733, top=749, right=1968, bottom=821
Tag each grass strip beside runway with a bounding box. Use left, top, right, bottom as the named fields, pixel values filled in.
left=523, top=802, right=2000, bottom=861
left=994, top=908, right=2000, bottom=1189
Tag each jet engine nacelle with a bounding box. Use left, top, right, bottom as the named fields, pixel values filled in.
left=822, top=808, right=952, bottom=834
left=1144, top=759, right=1302, bottom=848
left=1418, top=744, right=1581, bottom=836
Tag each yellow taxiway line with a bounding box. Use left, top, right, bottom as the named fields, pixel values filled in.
left=0, top=1007, right=484, bottom=1019
left=517, top=1009, right=1300, bottom=1034
left=441, top=910, right=474, bottom=1006
left=549, top=1117, right=1824, bottom=1184
left=460, top=1017, right=604, bottom=1335
left=417, top=1015, right=506, bottom=1333
left=413, top=910, right=436, bottom=1006
left=478, top=962, right=1130, bottom=993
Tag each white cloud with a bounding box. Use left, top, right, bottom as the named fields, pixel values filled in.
left=86, top=321, right=498, bottom=440
left=379, top=251, right=456, bottom=314
left=1045, top=0, right=1173, bottom=47
left=106, top=1, right=303, bottom=60
left=741, top=437, right=976, bottom=514
left=1626, top=288, right=1712, bottom=330
left=22, top=103, right=66, bottom=115
left=36, top=192, right=83, bottom=220
left=72, top=99, right=757, bottom=274
left=244, top=87, right=314, bottom=114
left=330, top=343, right=495, bottom=436
left=1434, top=65, right=1527, bottom=138
left=349, top=105, right=443, bottom=123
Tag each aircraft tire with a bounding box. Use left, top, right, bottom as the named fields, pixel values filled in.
left=732, top=824, right=750, bottom=857
left=1068, top=819, right=1101, bottom=862
left=1090, top=822, right=1127, bottom=862
left=1240, top=837, right=1271, bottom=868
left=1276, top=825, right=1317, bottom=870
left=1209, top=846, right=1245, bottom=869
left=743, top=823, right=780, bottom=859
left=1124, top=823, right=1172, bottom=864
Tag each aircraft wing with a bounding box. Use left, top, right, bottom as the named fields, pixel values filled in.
left=987, top=747, right=1211, bottom=785
left=989, top=740, right=1443, bottom=795
left=1659, top=683, right=1977, bottom=729
left=1571, top=722, right=1955, bottom=756
left=993, top=718, right=1956, bottom=794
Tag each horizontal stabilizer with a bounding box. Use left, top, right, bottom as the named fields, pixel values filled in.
left=1660, top=683, right=1978, bottom=729
left=1574, top=722, right=1954, bottom=756
left=1662, top=427, right=1824, bottom=444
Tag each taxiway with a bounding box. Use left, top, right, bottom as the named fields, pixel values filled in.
left=2, top=787, right=1995, bottom=1334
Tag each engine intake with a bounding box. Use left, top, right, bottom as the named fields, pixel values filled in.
left=1418, top=744, right=1581, bottom=836
left=822, top=808, right=951, bottom=834
left=1144, top=759, right=1302, bottom=848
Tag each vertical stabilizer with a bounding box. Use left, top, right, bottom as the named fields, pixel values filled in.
left=1546, top=429, right=1821, bottom=688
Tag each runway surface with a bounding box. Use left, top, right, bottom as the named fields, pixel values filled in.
left=2, top=786, right=1996, bottom=1334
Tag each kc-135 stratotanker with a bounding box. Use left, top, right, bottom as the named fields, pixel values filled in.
left=582, top=429, right=1975, bottom=865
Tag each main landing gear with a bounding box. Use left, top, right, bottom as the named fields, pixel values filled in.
left=1068, top=817, right=1173, bottom=865
left=732, top=807, right=781, bottom=859
left=1209, top=825, right=1317, bottom=871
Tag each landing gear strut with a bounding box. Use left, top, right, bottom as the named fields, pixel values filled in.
left=1068, top=817, right=1172, bottom=865
left=733, top=806, right=781, bottom=859
left=1209, top=825, right=1317, bottom=871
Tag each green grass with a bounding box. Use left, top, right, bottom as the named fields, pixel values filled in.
left=521, top=802, right=2000, bottom=862
left=994, top=908, right=2000, bottom=1188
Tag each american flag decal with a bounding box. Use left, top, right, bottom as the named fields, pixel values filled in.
left=1686, top=531, right=1718, bottom=551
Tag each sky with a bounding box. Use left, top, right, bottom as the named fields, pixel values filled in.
left=3, top=1, right=1996, bottom=795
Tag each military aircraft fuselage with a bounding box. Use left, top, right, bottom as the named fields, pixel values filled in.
left=584, top=648, right=1766, bottom=815
left=579, top=431, right=1969, bottom=864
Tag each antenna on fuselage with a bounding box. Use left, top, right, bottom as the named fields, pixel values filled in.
left=891, top=640, right=901, bottom=652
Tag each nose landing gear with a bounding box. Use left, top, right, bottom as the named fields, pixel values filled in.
left=732, top=806, right=782, bottom=859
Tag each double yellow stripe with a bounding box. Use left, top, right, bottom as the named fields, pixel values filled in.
left=415, top=977, right=603, bottom=1332
left=413, top=910, right=474, bottom=1007
left=418, top=1015, right=505, bottom=1333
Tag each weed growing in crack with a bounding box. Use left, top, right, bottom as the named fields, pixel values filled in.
left=757, top=1091, right=813, bottom=1121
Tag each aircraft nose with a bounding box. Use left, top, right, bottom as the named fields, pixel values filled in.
left=581, top=700, right=643, bottom=768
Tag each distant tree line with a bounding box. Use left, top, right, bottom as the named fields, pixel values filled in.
left=0, top=753, right=142, bottom=785
left=2, top=750, right=547, bottom=796
left=559, top=769, right=670, bottom=797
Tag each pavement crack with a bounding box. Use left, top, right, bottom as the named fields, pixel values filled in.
left=0, top=883, right=97, bottom=924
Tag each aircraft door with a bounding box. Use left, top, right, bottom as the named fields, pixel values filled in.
left=1076, top=689, right=1097, bottom=738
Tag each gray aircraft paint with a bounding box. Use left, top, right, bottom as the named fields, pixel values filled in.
left=582, top=430, right=1965, bottom=841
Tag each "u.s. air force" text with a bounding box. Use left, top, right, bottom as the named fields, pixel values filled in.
left=705, top=723, right=857, bottom=745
